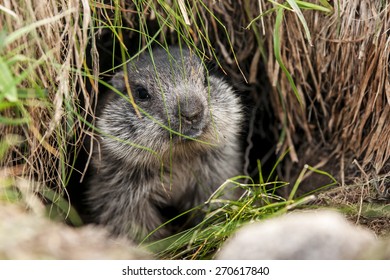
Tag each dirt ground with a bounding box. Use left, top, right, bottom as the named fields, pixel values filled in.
left=314, top=180, right=390, bottom=238
left=280, top=145, right=390, bottom=238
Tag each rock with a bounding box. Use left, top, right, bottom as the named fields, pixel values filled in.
left=0, top=203, right=151, bottom=259
left=216, top=210, right=376, bottom=259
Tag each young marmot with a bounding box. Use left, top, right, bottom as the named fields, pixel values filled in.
left=86, top=47, right=243, bottom=242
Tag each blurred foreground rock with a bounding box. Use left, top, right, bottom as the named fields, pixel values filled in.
left=216, top=210, right=390, bottom=260
left=0, top=203, right=151, bottom=259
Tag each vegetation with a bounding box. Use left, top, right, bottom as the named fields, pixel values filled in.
left=0, top=0, right=388, bottom=259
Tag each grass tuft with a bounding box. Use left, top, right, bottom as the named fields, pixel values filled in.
left=143, top=158, right=337, bottom=259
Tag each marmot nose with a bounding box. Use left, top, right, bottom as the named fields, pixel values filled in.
left=181, top=107, right=203, bottom=124
left=179, top=98, right=204, bottom=125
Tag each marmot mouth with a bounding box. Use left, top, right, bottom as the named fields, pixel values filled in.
left=178, top=118, right=212, bottom=140
left=183, top=126, right=205, bottom=139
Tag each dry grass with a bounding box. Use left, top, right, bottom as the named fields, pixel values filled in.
left=314, top=174, right=390, bottom=237
left=0, top=0, right=95, bottom=214
left=259, top=1, right=389, bottom=178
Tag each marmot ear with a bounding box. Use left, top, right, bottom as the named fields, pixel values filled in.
left=111, top=72, right=125, bottom=90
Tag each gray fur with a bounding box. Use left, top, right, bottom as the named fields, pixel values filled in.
left=86, top=48, right=243, bottom=242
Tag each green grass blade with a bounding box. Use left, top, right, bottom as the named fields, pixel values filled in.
left=296, top=0, right=333, bottom=13
left=0, top=57, right=17, bottom=102
left=286, top=0, right=312, bottom=45
left=41, top=186, right=83, bottom=227
left=273, top=7, right=303, bottom=106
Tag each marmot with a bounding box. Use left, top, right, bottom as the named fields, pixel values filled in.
left=86, top=47, right=243, bottom=242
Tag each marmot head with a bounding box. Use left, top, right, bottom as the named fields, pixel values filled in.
left=97, top=47, right=241, bottom=166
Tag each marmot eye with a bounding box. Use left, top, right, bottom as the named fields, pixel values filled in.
left=135, top=85, right=150, bottom=101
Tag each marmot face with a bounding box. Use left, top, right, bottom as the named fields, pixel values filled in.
left=125, top=48, right=209, bottom=140
left=97, top=48, right=233, bottom=165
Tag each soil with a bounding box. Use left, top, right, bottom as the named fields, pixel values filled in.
left=313, top=181, right=390, bottom=238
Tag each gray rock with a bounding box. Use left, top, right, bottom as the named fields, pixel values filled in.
left=216, top=210, right=376, bottom=260
left=0, top=203, right=151, bottom=259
